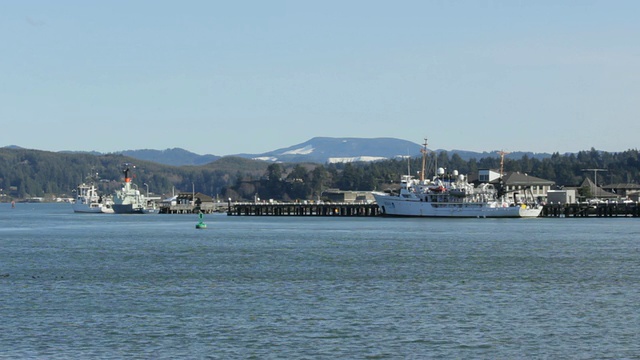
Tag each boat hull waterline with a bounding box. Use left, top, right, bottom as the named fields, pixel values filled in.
left=112, top=204, right=144, bottom=214
left=72, top=202, right=114, bottom=214
left=373, top=193, right=541, bottom=218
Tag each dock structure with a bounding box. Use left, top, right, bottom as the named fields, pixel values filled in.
left=227, top=202, right=380, bottom=217
left=159, top=202, right=227, bottom=214
left=162, top=200, right=639, bottom=218
left=542, top=202, right=640, bottom=217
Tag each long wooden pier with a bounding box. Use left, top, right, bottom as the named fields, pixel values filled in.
left=228, top=202, right=380, bottom=216
left=542, top=203, right=640, bottom=217
left=226, top=201, right=639, bottom=218
left=159, top=203, right=227, bottom=214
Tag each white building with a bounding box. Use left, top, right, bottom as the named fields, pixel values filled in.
left=478, top=169, right=555, bottom=203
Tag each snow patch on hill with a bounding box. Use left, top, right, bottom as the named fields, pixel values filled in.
left=281, top=145, right=314, bottom=156
left=327, top=156, right=388, bottom=164
left=253, top=156, right=279, bottom=162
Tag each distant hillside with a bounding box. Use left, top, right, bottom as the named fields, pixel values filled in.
left=443, top=149, right=553, bottom=161
left=199, top=156, right=271, bottom=173
left=119, top=148, right=220, bottom=166
left=0, top=147, right=276, bottom=199
left=4, top=138, right=553, bottom=166
left=232, top=137, right=552, bottom=163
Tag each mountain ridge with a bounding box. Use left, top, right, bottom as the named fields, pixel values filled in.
left=4, top=137, right=555, bottom=166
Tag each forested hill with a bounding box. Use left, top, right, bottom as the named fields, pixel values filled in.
left=118, top=148, right=221, bottom=166
left=1, top=147, right=639, bottom=201
left=0, top=148, right=270, bottom=200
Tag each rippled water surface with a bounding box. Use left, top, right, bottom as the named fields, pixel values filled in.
left=2, top=203, right=640, bottom=358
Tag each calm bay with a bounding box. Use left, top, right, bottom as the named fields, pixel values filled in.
left=1, top=203, right=639, bottom=358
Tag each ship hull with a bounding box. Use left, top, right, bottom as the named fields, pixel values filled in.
left=373, top=193, right=541, bottom=218
left=112, top=203, right=145, bottom=214
left=72, top=203, right=114, bottom=214
left=72, top=199, right=103, bottom=213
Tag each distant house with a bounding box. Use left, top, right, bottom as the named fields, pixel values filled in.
left=574, top=178, right=618, bottom=200
left=501, top=172, right=555, bottom=202
left=176, top=192, right=214, bottom=206
left=159, top=192, right=220, bottom=213
left=321, top=189, right=375, bottom=203
left=478, top=169, right=555, bottom=203
left=547, top=189, right=577, bottom=205
left=478, top=169, right=502, bottom=183
left=601, top=183, right=640, bottom=200
left=158, top=192, right=226, bottom=214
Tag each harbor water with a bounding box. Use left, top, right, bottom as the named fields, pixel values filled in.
left=1, top=203, right=640, bottom=358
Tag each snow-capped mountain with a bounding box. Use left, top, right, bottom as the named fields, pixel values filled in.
left=235, top=137, right=423, bottom=163
left=110, top=137, right=552, bottom=166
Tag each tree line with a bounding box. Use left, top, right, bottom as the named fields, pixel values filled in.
left=225, top=148, right=640, bottom=201
left=1, top=147, right=639, bottom=201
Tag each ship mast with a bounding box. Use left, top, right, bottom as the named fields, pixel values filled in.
left=420, top=138, right=428, bottom=182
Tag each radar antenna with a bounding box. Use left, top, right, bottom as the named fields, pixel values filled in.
left=420, top=138, right=428, bottom=182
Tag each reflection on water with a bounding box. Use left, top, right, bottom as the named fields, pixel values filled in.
left=1, top=204, right=640, bottom=358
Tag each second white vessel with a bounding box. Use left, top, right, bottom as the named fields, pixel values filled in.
left=112, top=165, right=157, bottom=214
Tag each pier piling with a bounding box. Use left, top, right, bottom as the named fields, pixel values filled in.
left=227, top=202, right=380, bottom=217
left=542, top=203, right=639, bottom=217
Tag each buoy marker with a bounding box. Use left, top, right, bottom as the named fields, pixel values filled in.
left=196, top=211, right=207, bottom=229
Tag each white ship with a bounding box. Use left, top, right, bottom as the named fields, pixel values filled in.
left=372, top=140, right=542, bottom=218
left=112, top=165, right=157, bottom=214
left=72, top=182, right=114, bottom=214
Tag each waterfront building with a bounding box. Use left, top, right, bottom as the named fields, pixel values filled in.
left=478, top=169, right=555, bottom=203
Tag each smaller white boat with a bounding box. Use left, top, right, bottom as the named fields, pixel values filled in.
left=142, top=204, right=159, bottom=214
left=72, top=182, right=114, bottom=214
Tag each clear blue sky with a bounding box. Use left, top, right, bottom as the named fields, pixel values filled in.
left=1, top=1, right=638, bottom=155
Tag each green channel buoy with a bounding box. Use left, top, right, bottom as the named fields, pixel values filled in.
left=196, top=212, right=207, bottom=229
